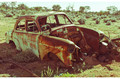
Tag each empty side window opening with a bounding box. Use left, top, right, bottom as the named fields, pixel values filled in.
left=47, top=15, right=56, bottom=24
left=57, top=15, right=71, bottom=25
left=39, top=17, right=47, bottom=27
left=38, top=15, right=57, bottom=31
left=46, top=15, right=57, bottom=28
left=26, top=20, right=38, bottom=32
left=16, top=19, right=26, bottom=31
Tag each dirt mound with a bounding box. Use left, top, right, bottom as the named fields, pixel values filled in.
left=0, top=42, right=120, bottom=77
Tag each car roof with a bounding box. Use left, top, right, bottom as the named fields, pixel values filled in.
left=18, top=11, right=66, bottom=20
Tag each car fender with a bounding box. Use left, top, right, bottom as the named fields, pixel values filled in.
left=38, top=35, right=77, bottom=66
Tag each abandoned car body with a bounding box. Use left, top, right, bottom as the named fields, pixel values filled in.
left=5, top=12, right=120, bottom=67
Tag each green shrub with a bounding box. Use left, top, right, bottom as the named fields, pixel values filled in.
left=86, top=15, right=91, bottom=18
left=116, top=16, right=120, bottom=20
left=0, top=74, right=11, bottom=77
left=117, top=17, right=120, bottom=20
left=110, top=18, right=117, bottom=22
left=104, top=18, right=110, bottom=23
left=101, top=15, right=107, bottom=19
left=21, top=10, right=26, bottom=15
left=106, top=21, right=111, bottom=25
left=15, top=14, right=20, bottom=19
left=92, top=17, right=98, bottom=21
left=26, top=10, right=33, bottom=15
left=76, top=14, right=79, bottom=17
left=12, top=49, right=39, bottom=63
left=108, top=15, right=112, bottom=18
left=96, top=18, right=100, bottom=24
left=78, top=17, right=86, bottom=24
left=0, top=8, right=6, bottom=14
left=92, top=14, right=97, bottom=17
left=58, top=72, right=76, bottom=77
left=41, top=66, right=54, bottom=77
left=67, top=14, right=75, bottom=22
left=5, top=12, right=13, bottom=17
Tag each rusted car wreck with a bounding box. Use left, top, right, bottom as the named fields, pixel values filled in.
left=5, top=12, right=120, bottom=67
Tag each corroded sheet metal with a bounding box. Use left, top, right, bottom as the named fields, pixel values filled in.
left=12, top=31, right=39, bottom=57
left=50, top=25, right=100, bottom=54
left=38, top=35, right=77, bottom=66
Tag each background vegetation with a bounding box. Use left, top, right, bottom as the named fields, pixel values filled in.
left=0, top=2, right=120, bottom=17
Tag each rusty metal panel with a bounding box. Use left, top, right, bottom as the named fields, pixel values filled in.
left=12, top=31, right=40, bottom=57
left=38, top=35, right=76, bottom=66
left=50, top=25, right=100, bottom=53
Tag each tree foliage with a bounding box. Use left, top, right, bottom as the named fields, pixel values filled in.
left=43, top=6, right=50, bottom=11
left=84, top=6, right=90, bottom=12
left=66, top=5, right=74, bottom=12
left=10, top=2, right=16, bottom=14
left=79, top=6, right=85, bottom=13
left=52, top=5, right=61, bottom=11
left=17, top=3, right=28, bottom=10
left=33, top=6, right=43, bottom=11
left=0, top=2, right=9, bottom=11
left=79, top=6, right=90, bottom=13
left=10, top=2, right=16, bottom=8
left=107, top=6, right=118, bottom=14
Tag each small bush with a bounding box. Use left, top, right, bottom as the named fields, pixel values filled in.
left=58, top=72, right=76, bottom=77
left=116, top=16, right=120, bottom=20
left=92, top=14, right=97, bottom=17
left=12, top=49, right=39, bottom=63
left=0, top=8, right=6, bottom=14
left=15, top=15, right=20, bottom=19
left=96, top=18, right=100, bottom=24
left=5, top=12, right=13, bottom=17
left=104, top=18, right=110, bottom=23
left=92, top=17, right=98, bottom=20
left=117, top=17, right=120, bottom=20
left=101, top=15, right=107, bottom=19
left=21, top=10, right=26, bottom=15
left=26, top=10, right=33, bottom=15
left=110, top=18, right=117, bottom=22
left=67, top=14, right=75, bottom=22
left=0, top=74, right=11, bottom=77
left=108, top=15, right=112, bottom=18
left=86, top=15, right=91, bottom=18
left=41, top=66, right=54, bottom=77
left=106, top=21, right=111, bottom=25
left=78, top=17, right=86, bottom=25
left=76, top=14, right=79, bottom=17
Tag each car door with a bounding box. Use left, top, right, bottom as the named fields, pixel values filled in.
left=25, top=19, right=40, bottom=57
left=13, top=18, right=28, bottom=51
